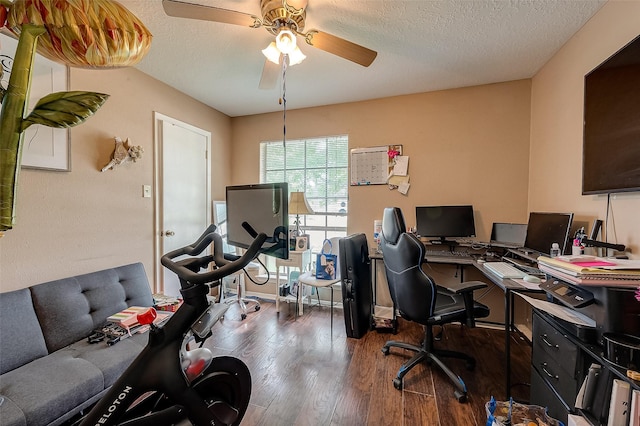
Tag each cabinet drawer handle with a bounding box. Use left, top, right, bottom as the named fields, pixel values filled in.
left=541, top=363, right=559, bottom=380
left=540, top=334, right=559, bottom=349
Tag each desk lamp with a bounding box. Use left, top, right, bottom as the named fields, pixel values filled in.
left=288, top=192, right=314, bottom=236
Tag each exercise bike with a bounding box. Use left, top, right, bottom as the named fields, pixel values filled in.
left=78, top=224, right=268, bottom=426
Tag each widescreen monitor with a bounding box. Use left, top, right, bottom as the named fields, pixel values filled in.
left=523, top=212, right=574, bottom=256
left=415, top=205, right=476, bottom=244
left=226, top=183, right=289, bottom=259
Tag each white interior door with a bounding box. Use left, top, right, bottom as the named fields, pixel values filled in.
left=155, top=113, right=211, bottom=297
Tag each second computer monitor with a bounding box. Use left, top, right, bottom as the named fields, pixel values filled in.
left=523, top=212, right=574, bottom=256
left=415, top=205, right=476, bottom=244
left=490, top=222, right=527, bottom=248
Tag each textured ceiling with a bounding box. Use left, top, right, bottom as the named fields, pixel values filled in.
left=118, top=0, right=606, bottom=117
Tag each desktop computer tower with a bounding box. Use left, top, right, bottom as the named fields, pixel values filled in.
left=339, top=234, right=373, bottom=339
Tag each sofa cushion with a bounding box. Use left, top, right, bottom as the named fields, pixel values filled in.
left=0, top=349, right=104, bottom=426
left=66, top=332, right=149, bottom=387
left=0, top=395, right=27, bottom=426
left=30, top=263, right=154, bottom=352
left=0, top=289, right=48, bottom=374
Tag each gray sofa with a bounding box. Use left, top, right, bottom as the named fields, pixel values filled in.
left=0, top=263, right=155, bottom=426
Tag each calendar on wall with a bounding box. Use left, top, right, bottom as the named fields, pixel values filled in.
left=350, top=145, right=402, bottom=185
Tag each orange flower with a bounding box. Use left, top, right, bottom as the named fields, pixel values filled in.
left=4, top=0, right=152, bottom=68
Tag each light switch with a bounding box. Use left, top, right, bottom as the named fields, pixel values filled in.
left=142, top=185, right=151, bottom=198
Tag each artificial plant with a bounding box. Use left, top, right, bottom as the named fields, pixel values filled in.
left=0, top=0, right=152, bottom=235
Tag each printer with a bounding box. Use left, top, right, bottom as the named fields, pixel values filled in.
left=541, top=279, right=640, bottom=347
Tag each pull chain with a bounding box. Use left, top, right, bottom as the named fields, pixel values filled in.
left=279, top=55, right=288, bottom=146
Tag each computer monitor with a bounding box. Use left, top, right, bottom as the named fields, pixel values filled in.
left=226, top=183, right=289, bottom=259
left=523, top=212, right=574, bottom=256
left=415, top=205, right=476, bottom=244
left=490, top=222, right=527, bottom=248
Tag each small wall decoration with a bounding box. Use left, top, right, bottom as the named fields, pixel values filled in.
left=101, top=137, right=143, bottom=172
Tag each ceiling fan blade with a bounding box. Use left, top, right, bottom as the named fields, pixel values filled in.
left=162, top=0, right=259, bottom=27
left=259, top=60, right=280, bottom=90
left=304, top=30, right=377, bottom=67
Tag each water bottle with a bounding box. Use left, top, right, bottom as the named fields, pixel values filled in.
left=550, top=242, right=561, bottom=258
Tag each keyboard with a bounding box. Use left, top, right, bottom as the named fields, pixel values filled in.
left=424, top=249, right=471, bottom=259
left=482, top=262, right=527, bottom=279
left=502, top=256, right=543, bottom=275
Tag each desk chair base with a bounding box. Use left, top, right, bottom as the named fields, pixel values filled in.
left=381, top=325, right=474, bottom=403
left=225, top=297, right=260, bottom=321
left=221, top=273, right=260, bottom=321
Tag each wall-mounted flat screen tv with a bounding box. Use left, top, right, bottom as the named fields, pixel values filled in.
left=226, top=183, right=289, bottom=259
left=583, top=35, right=640, bottom=195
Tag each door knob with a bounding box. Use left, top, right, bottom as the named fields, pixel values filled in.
left=164, top=230, right=175, bottom=237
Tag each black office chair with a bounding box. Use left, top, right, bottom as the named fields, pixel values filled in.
left=379, top=207, right=490, bottom=402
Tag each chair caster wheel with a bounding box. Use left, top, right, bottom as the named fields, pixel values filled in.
left=466, top=359, right=476, bottom=371
left=254, top=305, right=260, bottom=312
left=454, top=390, right=467, bottom=403
left=393, top=378, right=403, bottom=390
left=241, top=313, right=247, bottom=320
left=381, top=346, right=390, bottom=356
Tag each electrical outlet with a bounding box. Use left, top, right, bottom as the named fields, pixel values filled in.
left=142, top=185, right=151, bottom=198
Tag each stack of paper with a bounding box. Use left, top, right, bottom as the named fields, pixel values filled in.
left=537, top=256, right=640, bottom=286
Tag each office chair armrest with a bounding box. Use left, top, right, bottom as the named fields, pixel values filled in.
left=444, top=280, right=487, bottom=294
left=445, top=280, right=487, bottom=328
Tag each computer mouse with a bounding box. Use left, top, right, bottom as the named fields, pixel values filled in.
left=523, top=274, right=542, bottom=284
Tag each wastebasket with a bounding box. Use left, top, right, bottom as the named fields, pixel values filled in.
left=486, top=397, right=565, bottom=426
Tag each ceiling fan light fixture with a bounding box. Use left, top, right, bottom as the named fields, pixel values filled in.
left=287, top=46, right=306, bottom=65
left=275, top=28, right=297, bottom=54
left=262, top=41, right=281, bottom=64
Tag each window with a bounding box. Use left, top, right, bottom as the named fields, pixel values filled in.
left=260, top=135, right=349, bottom=256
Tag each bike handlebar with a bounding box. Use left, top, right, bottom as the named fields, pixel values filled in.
left=160, top=224, right=268, bottom=285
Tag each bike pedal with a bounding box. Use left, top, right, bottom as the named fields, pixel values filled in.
left=209, top=401, right=239, bottom=425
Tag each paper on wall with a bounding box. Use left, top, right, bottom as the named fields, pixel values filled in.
left=392, top=156, right=409, bottom=176
left=388, top=175, right=408, bottom=186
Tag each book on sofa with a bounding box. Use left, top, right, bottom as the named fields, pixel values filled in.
left=91, top=309, right=172, bottom=345
left=107, top=306, right=151, bottom=329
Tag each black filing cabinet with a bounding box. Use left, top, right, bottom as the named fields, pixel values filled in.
left=531, top=310, right=584, bottom=424
left=530, top=309, right=640, bottom=426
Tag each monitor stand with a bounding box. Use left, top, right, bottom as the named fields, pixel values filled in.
left=429, top=237, right=459, bottom=250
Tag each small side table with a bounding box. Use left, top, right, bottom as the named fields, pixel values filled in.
left=297, top=271, right=341, bottom=330
left=275, top=249, right=311, bottom=314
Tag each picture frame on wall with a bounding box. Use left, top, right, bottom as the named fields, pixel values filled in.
left=295, top=235, right=309, bottom=251
left=1, top=33, right=71, bottom=171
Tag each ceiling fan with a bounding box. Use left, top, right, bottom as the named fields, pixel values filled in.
left=162, top=0, right=378, bottom=88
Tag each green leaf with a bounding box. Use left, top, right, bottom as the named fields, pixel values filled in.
left=21, top=91, right=109, bottom=131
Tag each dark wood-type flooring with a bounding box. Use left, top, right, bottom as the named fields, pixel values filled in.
left=206, top=298, right=532, bottom=426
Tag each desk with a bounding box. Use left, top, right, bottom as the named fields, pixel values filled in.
left=275, top=249, right=311, bottom=315
left=474, top=260, right=546, bottom=400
